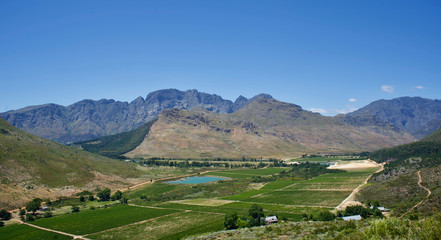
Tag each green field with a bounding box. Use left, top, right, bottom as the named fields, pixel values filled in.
left=5, top=166, right=378, bottom=239
left=242, top=190, right=352, bottom=207
left=32, top=204, right=180, bottom=235
left=0, top=223, right=71, bottom=240
left=89, top=212, right=224, bottom=240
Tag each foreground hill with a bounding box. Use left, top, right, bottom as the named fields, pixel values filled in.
left=357, top=127, right=441, bottom=216
left=0, top=89, right=262, bottom=143
left=347, top=96, right=441, bottom=139
left=0, top=118, right=143, bottom=210
left=125, top=97, right=415, bottom=159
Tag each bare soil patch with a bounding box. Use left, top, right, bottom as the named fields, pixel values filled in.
left=328, top=159, right=380, bottom=170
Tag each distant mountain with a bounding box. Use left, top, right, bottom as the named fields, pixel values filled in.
left=0, top=118, right=142, bottom=210
left=347, top=97, right=441, bottom=139
left=0, top=89, right=265, bottom=143
left=123, top=97, right=415, bottom=159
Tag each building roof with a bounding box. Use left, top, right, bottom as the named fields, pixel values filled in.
left=265, top=216, right=278, bottom=223
left=342, top=215, right=362, bottom=221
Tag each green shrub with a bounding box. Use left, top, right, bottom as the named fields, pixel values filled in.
left=71, top=206, right=80, bottom=213
left=0, top=209, right=11, bottom=220
left=43, top=211, right=53, bottom=218
left=25, top=213, right=35, bottom=222
left=224, top=212, right=238, bottom=229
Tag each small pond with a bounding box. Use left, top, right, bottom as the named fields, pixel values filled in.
left=165, top=176, right=226, bottom=184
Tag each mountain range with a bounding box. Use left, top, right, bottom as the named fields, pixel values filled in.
left=1, top=89, right=440, bottom=153
left=0, top=89, right=269, bottom=144
left=78, top=96, right=414, bottom=159
left=347, top=97, right=441, bottom=139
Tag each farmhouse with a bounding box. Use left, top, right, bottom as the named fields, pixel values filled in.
left=265, top=216, right=278, bottom=224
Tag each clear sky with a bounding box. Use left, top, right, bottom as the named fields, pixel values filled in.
left=1, top=0, right=440, bottom=116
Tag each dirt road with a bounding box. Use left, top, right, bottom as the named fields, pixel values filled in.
left=334, top=162, right=385, bottom=211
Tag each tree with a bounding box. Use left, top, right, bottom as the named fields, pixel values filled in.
left=373, top=209, right=384, bottom=218
left=249, top=204, right=264, bottom=226
left=97, top=188, right=111, bottom=201
left=360, top=208, right=370, bottom=219
left=120, top=198, right=128, bottom=204
left=111, top=190, right=122, bottom=201
left=0, top=209, right=11, bottom=221
left=0, top=221, right=4, bottom=227
left=43, top=212, right=53, bottom=218
left=237, top=218, right=250, bottom=228
left=88, top=195, right=95, bottom=201
left=365, top=200, right=371, bottom=208
left=71, top=206, right=80, bottom=213
left=26, top=199, right=41, bottom=214
left=25, top=213, right=35, bottom=222
left=224, top=212, right=239, bottom=229
left=314, top=210, right=335, bottom=221
left=19, top=209, right=26, bottom=217
left=372, top=200, right=380, bottom=209
left=79, top=196, right=85, bottom=202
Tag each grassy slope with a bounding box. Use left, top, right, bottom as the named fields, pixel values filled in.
left=187, top=214, right=441, bottom=240
left=0, top=118, right=142, bottom=209
left=358, top=127, right=441, bottom=216
left=75, top=119, right=157, bottom=158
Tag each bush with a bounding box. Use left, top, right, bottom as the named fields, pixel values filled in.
left=88, top=195, right=95, bottom=201
left=43, top=212, right=53, bottom=218
left=249, top=204, right=264, bottom=227
left=314, top=210, right=335, bottom=221
left=79, top=196, right=85, bottom=202
left=237, top=218, right=250, bottom=229
left=26, top=199, right=41, bottom=213
left=111, top=190, right=123, bottom=201
left=0, top=221, right=4, bottom=227
left=19, top=209, right=26, bottom=216
left=224, top=212, right=239, bottom=229
left=71, top=206, right=80, bottom=213
left=0, top=209, right=11, bottom=220
left=97, top=188, right=111, bottom=201
left=25, top=213, right=35, bottom=222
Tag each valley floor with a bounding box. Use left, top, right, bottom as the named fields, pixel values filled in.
left=1, top=162, right=382, bottom=240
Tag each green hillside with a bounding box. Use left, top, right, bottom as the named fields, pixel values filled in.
left=0, top=118, right=142, bottom=209
left=421, top=127, right=441, bottom=142
left=369, top=126, right=441, bottom=164
left=75, top=119, right=157, bottom=158
left=358, top=127, right=441, bottom=216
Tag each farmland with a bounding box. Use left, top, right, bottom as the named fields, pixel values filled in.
left=2, top=161, right=381, bottom=239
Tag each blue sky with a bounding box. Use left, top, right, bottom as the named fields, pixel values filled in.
left=1, top=1, right=440, bottom=116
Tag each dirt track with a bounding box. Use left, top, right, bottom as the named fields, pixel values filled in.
left=334, top=161, right=384, bottom=211
left=400, top=170, right=432, bottom=218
